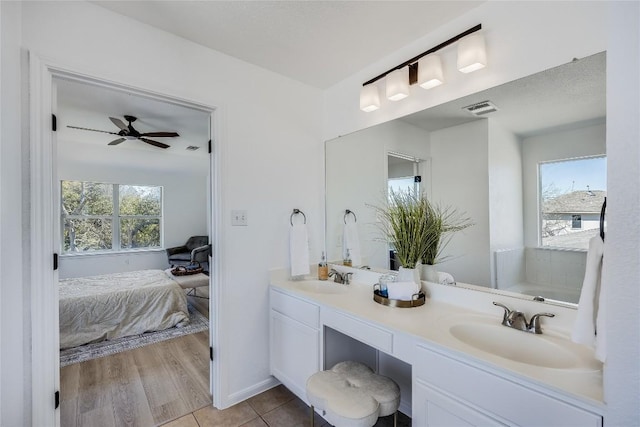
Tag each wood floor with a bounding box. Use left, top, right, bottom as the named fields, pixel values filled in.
left=60, top=288, right=411, bottom=427
left=60, top=330, right=211, bottom=427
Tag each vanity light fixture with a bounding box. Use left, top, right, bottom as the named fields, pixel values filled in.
left=417, top=55, right=444, bottom=90
left=386, top=67, right=410, bottom=101
left=360, top=24, right=485, bottom=112
left=359, top=84, right=381, bottom=112
left=457, top=32, right=487, bottom=73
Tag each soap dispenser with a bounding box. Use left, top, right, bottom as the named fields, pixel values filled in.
left=343, top=248, right=352, bottom=267
left=318, top=251, right=328, bottom=281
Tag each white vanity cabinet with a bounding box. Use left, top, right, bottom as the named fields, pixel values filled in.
left=269, top=289, right=320, bottom=402
left=412, top=344, right=603, bottom=427
left=269, top=276, right=604, bottom=426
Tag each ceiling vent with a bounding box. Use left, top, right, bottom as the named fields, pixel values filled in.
left=462, top=100, right=498, bottom=116
left=185, top=145, right=200, bottom=151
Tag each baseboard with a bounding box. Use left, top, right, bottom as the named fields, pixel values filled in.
left=399, top=398, right=412, bottom=418
left=223, top=376, right=281, bottom=408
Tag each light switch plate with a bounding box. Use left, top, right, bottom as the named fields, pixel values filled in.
left=231, top=210, right=248, bottom=226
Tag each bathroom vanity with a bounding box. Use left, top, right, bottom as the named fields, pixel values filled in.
left=269, top=267, right=604, bottom=426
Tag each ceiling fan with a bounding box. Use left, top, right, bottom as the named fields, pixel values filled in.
left=67, top=115, right=179, bottom=149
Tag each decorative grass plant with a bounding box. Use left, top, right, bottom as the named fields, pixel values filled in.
left=372, top=189, right=473, bottom=269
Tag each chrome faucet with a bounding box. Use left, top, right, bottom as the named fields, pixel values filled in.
left=329, top=269, right=353, bottom=285
left=492, top=302, right=555, bottom=334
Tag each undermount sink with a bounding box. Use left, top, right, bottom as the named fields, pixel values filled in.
left=446, top=315, right=601, bottom=371
left=294, top=280, right=349, bottom=294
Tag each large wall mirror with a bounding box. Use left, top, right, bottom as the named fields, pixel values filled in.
left=325, top=51, right=606, bottom=306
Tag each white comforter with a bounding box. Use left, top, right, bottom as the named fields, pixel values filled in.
left=59, top=269, right=189, bottom=349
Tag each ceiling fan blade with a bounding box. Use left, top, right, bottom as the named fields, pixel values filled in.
left=108, top=138, right=126, bottom=146
left=139, top=132, right=180, bottom=138
left=109, top=117, right=128, bottom=130
left=140, top=138, right=170, bottom=149
left=67, top=125, right=119, bottom=135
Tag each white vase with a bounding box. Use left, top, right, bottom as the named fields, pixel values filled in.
left=397, top=266, right=421, bottom=285
left=421, top=264, right=439, bottom=283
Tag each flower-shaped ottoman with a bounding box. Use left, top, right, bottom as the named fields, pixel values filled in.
left=306, top=361, right=400, bottom=427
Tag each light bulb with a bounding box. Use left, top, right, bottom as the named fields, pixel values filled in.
left=386, top=67, right=410, bottom=101
left=418, top=55, right=444, bottom=89
left=457, top=33, right=487, bottom=73
left=359, top=85, right=380, bottom=112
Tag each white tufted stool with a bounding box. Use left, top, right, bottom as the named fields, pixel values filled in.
left=306, top=361, right=401, bottom=427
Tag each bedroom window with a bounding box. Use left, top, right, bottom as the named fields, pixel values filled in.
left=61, top=181, right=162, bottom=253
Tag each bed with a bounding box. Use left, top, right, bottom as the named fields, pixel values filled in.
left=59, top=269, right=190, bottom=349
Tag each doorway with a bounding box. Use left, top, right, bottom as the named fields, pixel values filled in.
left=29, top=56, right=221, bottom=426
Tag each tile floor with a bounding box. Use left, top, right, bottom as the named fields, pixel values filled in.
left=161, top=384, right=411, bottom=427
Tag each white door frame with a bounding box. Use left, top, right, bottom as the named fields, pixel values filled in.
left=29, top=52, right=223, bottom=426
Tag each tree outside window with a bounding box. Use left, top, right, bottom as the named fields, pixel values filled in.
left=61, top=181, right=162, bottom=253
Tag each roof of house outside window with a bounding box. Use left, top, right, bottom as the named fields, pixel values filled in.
left=543, top=190, right=606, bottom=215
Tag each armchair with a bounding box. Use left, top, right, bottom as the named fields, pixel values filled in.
left=166, top=236, right=211, bottom=267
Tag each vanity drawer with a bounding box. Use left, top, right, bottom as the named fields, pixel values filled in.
left=414, top=344, right=602, bottom=427
left=270, top=289, right=319, bottom=329
left=323, top=309, right=393, bottom=353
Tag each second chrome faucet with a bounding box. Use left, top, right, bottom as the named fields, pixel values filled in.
left=329, top=269, right=353, bottom=285
left=493, top=302, right=555, bottom=334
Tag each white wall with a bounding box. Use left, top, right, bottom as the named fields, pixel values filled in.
left=57, top=140, right=209, bottom=278
left=521, top=122, right=606, bottom=247
left=430, top=120, right=491, bottom=285
left=1, top=1, right=324, bottom=421
left=326, top=126, right=386, bottom=267
left=603, top=2, right=640, bottom=424
left=488, top=121, right=523, bottom=286
left=325, top=120, right=430, bottom=268
left=0, top=2, right=26, bottom=426
left=388, top=160, right=414, bottom=179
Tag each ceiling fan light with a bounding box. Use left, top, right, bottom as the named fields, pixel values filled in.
left=360, top=84, right=380, bottom=112
left=417, top=55, right=444, bottom=90
left=457, top=33, right=487, bottom=73
left=386, top=67, right=410, bottom=101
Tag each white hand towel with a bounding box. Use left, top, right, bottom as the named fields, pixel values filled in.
left=290, top=223, right=310, bottom=277
left=572, top=235, right=605, bottom=361
left=387, top=281, right=420, bottom=301
left=343, top=222, right=362, bottom=266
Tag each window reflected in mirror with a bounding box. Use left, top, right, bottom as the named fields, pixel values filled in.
left=539, top=156, right=606, bottom=250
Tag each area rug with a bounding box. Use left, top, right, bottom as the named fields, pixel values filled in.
left=60, top=304, right=208, bottom=367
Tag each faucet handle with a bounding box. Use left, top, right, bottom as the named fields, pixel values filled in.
left=344, top=272, right=353, bottom=284
left=492, top=301, right=512, bottom=325
left=528, top=312, right=555, bottom=334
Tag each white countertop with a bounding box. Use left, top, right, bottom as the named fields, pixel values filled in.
left=270, top=267, right=604, bottom=411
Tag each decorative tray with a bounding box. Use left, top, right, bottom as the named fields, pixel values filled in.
left=372, top=285, right=425, bottom=308
left=171, top=263, right=204, bottom=276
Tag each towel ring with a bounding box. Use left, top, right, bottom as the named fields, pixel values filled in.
left=599, top=197, right=606, bottom=241
left=344, top=209, right=357, bottom=224
left=290, top=208, right=307, bottom=226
